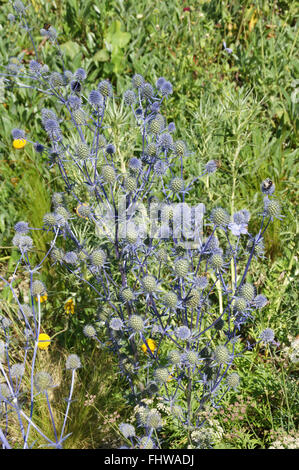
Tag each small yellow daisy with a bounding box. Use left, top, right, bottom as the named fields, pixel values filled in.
left=35, top=294, right=48, bottom=303
left=13, top=138, right=26, bottom=149
left=141, top=338, right=157, bottom=354
left=64, top=298, right=75, bottom=315
left=37, top=333, right=51, bottom=350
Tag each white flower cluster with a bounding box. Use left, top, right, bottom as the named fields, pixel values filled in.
left=269, top=431, right=299, bottom=449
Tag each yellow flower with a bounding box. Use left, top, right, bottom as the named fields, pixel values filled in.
left=13, top=138, right=26, bottom=149
left=141, top=338, right=157, bottom=354
left=35, top=294, right=48, bottom=303
left=37, top=333, right=51, bottom=350
left=167, top=374, right=174, bottom=382
left=64, top=298, right=75, bottom=315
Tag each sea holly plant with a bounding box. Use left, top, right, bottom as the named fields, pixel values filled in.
left=0, top=1, right=282, bottom=449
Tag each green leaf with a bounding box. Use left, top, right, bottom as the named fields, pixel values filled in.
left=105, top=20, right=131, bottom=50
left=60, top=41, right=81, bottom=60
left=93, top=49, right=110, bottom=63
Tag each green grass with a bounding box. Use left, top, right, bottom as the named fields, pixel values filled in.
left=0, top=0, right=298, bottom=449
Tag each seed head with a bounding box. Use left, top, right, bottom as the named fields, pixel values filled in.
left=90, top=249, right=106, bottom=267
left=11, top=363, right=25, bottom=379
left=187, top=289, right=201, bottom=308
left=163, top=292, right=178, bottom=309
left=210, top=207, right=230, bottom=226
left=264, top=198, right=282, bottom=219
left=260, top=328, right=275, bottom=344
left=154, top=368, right=169, bottom=383
left=66, top=354, right=82, bottom=370
left=83, top=324, right=97, bottom=338
left=139, top=436, right=155, bottom=449
left=227, top=372, right=240, bottom=390
left=170, top=177, right=184, bottom=193
left=128, top=315, right=144, bottom=332
left=110, top=318, right=124, bottom=331
left=142, top=275, right=157, bottom=294
left=120, top=287, right=134, bottom=302
left=175, top=325, right=191, bottom=340
left=239, top=283, right=256, bottom=302
left=213, top=345, right=230, bottom=365
left=173, top=140, right=186, bottom=156
left=174, top=258, right=189, bottom=278
left=124, top=176, right=137, bottom=193
left=34, top=371, right=53, bottom=392
left=233, top=297, right=247, bottom=312
left=185, top=350, right=199, bottom=365
left=124, top=89, right=137, bottom=106
left=98, top=80, right=112, bottom=97
left=101, top=165, right=116, bottom=184
left=146, top=409, right=162, bottom=429
left=73, top=109, right=86, bottom=125
left=49, top=72, right=64, bottom=88
left=149, top=118, right=163, bottom=135
left=119, top=423, right=135, bottom=438
left=32, top=280, right=46, bottom=297
left=156, top=248, right=168, bottom=262
left=76, top=142, right=90, bottom=159
left=168, top=350, right=181, bottom=365
left=146, top=142, right=157, bottom=157
left=43, top=212, right=57, bottom=227
left=132, top=74, right=144, bottom=88
left=210, top=253, right=224, bottom=270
